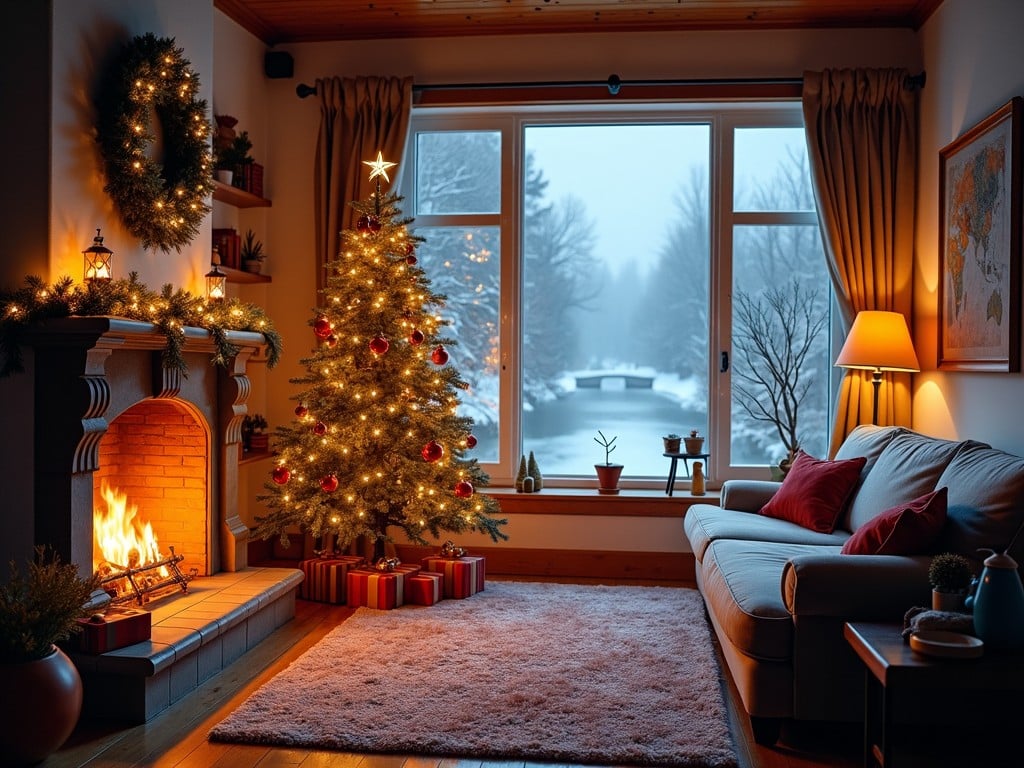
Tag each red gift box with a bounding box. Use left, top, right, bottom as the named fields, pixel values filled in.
left=299, top=555, right=365, bottom=603
left=407, top=571, right=444, bottom=606
left=347, top=564, right=421, bottom=610
left=422, top=556, right=486, bottom=599
left=75, top=608, right=152, bottom=654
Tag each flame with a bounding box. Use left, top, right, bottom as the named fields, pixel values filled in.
left=93, top=482, right=168, bottom=577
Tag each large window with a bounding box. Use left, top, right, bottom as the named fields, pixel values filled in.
left=403, top=104, right=831, bottom=488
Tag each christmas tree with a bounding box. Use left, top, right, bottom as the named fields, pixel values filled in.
left=255, top=153, right=507, bottom=561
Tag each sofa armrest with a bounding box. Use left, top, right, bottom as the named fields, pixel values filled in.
left=719, top=480, right=782, bottom=513
left=782, top=554, right=931, bottom=620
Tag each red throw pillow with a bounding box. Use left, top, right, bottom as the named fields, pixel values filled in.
left=841, top=487, right=948, bottom=555
left=759, top=451, right=867, bottom=533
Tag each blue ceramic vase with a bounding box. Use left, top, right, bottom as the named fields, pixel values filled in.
left=967, top=548, right=1024, bottom=650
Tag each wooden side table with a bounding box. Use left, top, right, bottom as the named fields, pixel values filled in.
left=844, top=621, right=1024, bottom=768
left=662, top=451, right=709, bottom=496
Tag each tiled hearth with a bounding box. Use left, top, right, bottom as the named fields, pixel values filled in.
left=71, top=568, right=302, bottom=722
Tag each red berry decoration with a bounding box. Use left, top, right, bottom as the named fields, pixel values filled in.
left=409, top=328, right=425, bottom=346
left=313, top=316, right=332, bottom=339
left=271, top=466, right=291, bottom=485
left=313, top=421, right=327, bottom=436
left=320, top=473, right=339, bottom=492
left=369, top=334, right=390, bottom=355
left=294, top=404, right=308, bottom=417
left=326, top=333, right=338, bottom=348
left=454, top=480, right=474, bottom=499
left=367, top=215, right=382, bottom=233
left=356, top=215, right=370, bottom=232
left=405, top=242, right=415, bottom=255
left=421, top=440, right=444, bottom=463
left=431, top=345, right=449, bottom=366
left=466, top=434, right=478, bottom=449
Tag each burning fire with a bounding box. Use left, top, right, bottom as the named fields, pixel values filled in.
left=93, top=482, right=170, bottom=580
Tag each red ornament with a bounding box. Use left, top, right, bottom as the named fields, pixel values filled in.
left=313, top=316, right=332, bottom=339
left=367, top=215, right=382, bottom=233
left=369, top=334, right=390, bottom=355
left=408, top=328, right=425, bottom=346
left=294, top=404, right=308, bottom=417
left=431, top=345, right=449, bottom=366
left=356, top=215, right=370, bottom=232
left=271, top=466, right=291, bottom=485
left=326, top=333, right=338, bottom=348
left=405, top=242, right=415, bottom=255
left=320, top=474, right=339, bottom=492
left=421, top=440, right=444, bottom=463
left=406, top=254, right=418, bottom=266
left=313, top=421, right=327, bottom=436
left=465, top=434, right=478, bottom=449
left=454, top=480, right=474, bottom=499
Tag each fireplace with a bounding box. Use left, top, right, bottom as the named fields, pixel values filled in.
left=6, top=317, right=303, bottom=722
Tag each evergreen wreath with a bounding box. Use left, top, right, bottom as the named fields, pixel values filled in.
left=0, top=274, right=282, bottom=378
left=96, top=33, right=213, bottom=253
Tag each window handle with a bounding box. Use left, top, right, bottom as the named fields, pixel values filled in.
left=720, top=351, right=729, bottom=373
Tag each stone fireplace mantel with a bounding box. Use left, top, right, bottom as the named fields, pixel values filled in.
left=9, top=316, right=267, bottom=577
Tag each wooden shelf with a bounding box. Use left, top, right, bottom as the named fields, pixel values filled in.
left=222, top=266, right=271, bottom=284
left=212, top=180, right=271, bottom=208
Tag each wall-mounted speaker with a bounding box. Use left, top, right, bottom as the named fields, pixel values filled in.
left=265, top=51, right=294, bottom=79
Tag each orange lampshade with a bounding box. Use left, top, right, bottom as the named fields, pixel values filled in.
left=835, top=311, right=920, bottom=373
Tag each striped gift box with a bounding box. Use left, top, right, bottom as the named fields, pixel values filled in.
left=422, top=555, right=486, bottom=599
left=299, top=555, right=365, bottom=603
left=346, top=564, right=421, bottom=610
left=407, top=571, right=444, bottom=606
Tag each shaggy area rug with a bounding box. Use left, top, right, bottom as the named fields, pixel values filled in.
left=209, top=581, right=737, bottom=767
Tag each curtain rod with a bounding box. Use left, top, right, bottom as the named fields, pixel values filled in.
left=295, top=72, right=925, bottom=99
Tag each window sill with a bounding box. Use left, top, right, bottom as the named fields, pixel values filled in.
left=484, top=486, right=719, bottom=517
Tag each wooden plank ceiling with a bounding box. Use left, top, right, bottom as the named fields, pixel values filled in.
left=214, top=1, right=944, bottom=45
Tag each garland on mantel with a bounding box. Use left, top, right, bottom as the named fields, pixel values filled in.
left=95, top=33, right=213, bottom=252
left=0, top=274, right=282, bottom=378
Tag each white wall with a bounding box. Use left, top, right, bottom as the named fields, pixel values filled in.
left=914, top=0, right=1024, bottom=455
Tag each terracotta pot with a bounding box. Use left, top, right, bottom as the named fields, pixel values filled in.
left=663, top=437, right=681, bottom=453
left=243, top=259, right=263, bottom=274
left=595, top=463, right=624, bottom=495
left=684, top=436, right=705, bottom=455
left=932, top=588, right=965, bottom=612
left=0, top=645, right=83, bottom=764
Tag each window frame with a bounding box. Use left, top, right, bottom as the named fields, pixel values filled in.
left=402, top=101, right=831, bottom=490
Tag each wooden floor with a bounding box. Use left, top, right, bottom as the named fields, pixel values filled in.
left=45, top=580, right=860, bottom=768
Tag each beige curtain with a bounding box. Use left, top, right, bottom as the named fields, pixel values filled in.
left=802, top=69, right=917, bottom=454
left=314, top=76, right=413, bottom=294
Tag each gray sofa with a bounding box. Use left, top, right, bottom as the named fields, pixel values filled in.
left=683, top=425, right=1024, bottom=744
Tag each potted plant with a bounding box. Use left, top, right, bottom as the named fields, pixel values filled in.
left=684, top=429, right=705, bottom=455
left=594, top=430, right=623, bottom=495
left=214, top=123, right=254, bottom=188
left=0, top=546, right=101, bottom=763
left=928, top=552, right=973, bottom=611
left=241, top=229, right=266, bottom=274
left=663, top=433, right=682, bottom=453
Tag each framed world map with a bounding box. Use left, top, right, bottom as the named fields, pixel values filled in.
left=939, top=97, right=1021, bottom=372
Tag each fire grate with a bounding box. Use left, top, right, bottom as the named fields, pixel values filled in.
left=98, top=546, right=198, bottom=606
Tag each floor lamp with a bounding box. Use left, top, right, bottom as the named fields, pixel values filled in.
left=835, top=311, right=920, bottom=425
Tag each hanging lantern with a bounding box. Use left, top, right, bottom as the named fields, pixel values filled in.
left=205, top=247, right=227, bottom=302
left=83, top=228, right=113, bottom=283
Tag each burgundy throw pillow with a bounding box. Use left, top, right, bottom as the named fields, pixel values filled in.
left=759, top=451, right=867, bottom=533
left=841, top=487, right=948, bottom=556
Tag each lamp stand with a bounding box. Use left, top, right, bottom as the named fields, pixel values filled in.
left=870, top=369, right=883, bottom=426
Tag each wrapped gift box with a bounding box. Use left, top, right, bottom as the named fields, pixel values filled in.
left=75, top=608, right=152, bottom=654
left=407, top=571, right=444, bottom=606
left=299, top=555, right=365, bottom=603
left=422, top=555, right=486, bottom=599
left=347, top=564, right=421, bottom=610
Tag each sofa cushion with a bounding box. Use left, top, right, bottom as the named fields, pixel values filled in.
left=701, top=540, right=839, bottom=662
left=684, top=504, right=849, bottom=563
left=833, top=424, right=904, bottom=471
left=759, top=451, right=866, bottom=533
left=843, top=431, right=969, bottom=533
left=936, top=444, right=1024, bottom=563
left=840, top=487, right=947, bottom=556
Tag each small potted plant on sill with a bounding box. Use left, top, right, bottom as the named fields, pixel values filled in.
left=0, top=546, right=102, bottom=764
left=241, top=229, right=266, bottom=274
left=684, top=429, right=705, bottom=455
left=663, top=433, right=682, bottom=453
left=928, top=552, right=973, bottom=611
left=594, top=430, right=623, bottom=495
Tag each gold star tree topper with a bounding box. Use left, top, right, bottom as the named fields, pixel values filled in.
left=363, top=151, right=397, bottom=183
